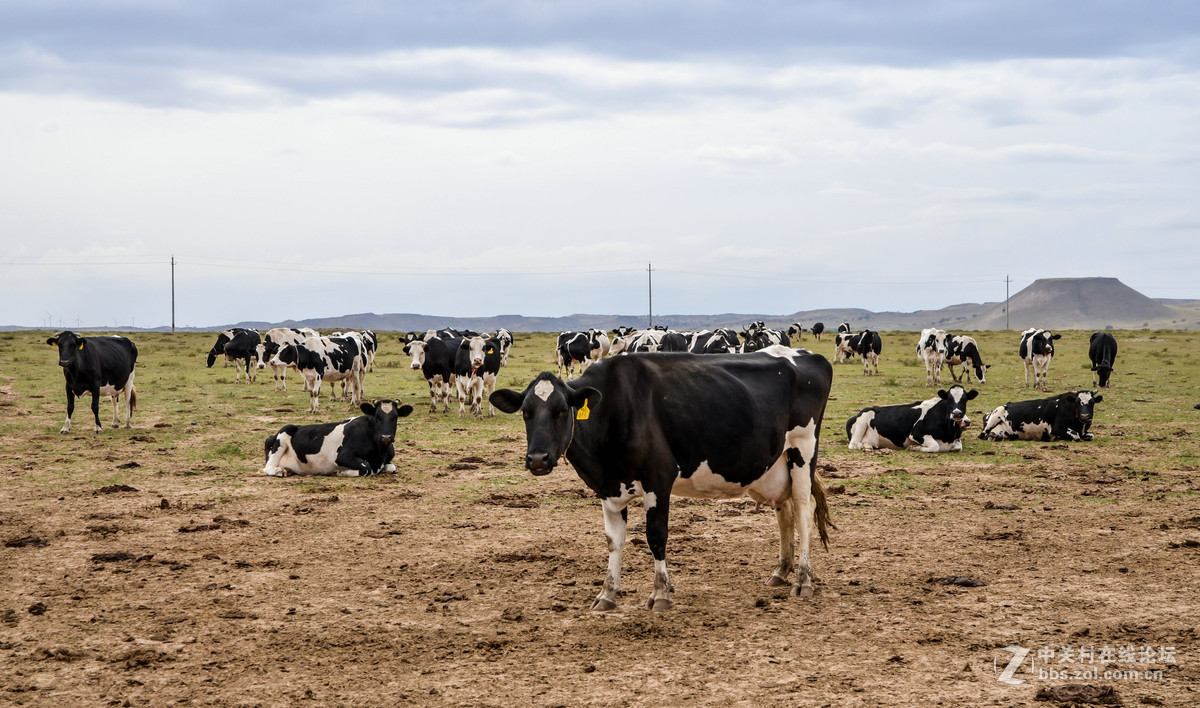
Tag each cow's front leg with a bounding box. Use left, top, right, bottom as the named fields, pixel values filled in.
left=336, top=451, right=373, bottom=477
left=89, top=389, right=103, bottom=433
left=592, top=497, right=629, bottom=611
left=644, top=487, right=673, bottom=611
left=61, top=389, right=75, bottom=434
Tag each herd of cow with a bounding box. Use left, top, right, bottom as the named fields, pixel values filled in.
left=41, top=321, right=1124, bottom=610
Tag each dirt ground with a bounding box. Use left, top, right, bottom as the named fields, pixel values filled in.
left=3, top=426, right=1199, bottom=707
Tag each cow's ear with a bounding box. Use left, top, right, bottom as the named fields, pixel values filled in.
left=360, top=402, right=376, bottom=416
left=568, top=386, right=602, bottom=417
left=402, top=344, right=411, bottom=355
left=490, top=389, right=525, bottom=414
left=76, top=337, right=86, bottom=350
left=1092, top=394, right=1103, bottom=403
left=985, top=365, right=992, bottom=370
left=937, top=389, right=950, bottom=400
left=965, top=390, right=979, bottom=400
left=46, top=337, right=58, bottom=346
left=1052, top=334, right=1062, bottom=340
left=397, top=404, right=414, bottom=418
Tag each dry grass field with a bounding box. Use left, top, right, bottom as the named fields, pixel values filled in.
left=1, top=328, right=1198, bottom=706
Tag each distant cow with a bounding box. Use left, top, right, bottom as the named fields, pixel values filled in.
left=207, top=328, right=261, bottom=383
left=611, top=326, right=638, bottom=339
left=556, top=331, right=592, bottom=377
left=1019, top=328, right=1061, bottom=391
left=786, top=323, right=804, bottom=342
left=493, top=328, right=514, bottom=366
left=945, top=334, right=989, bottom=384
left=742, top=328, right=790, bottom=354
left=490, top=346, right=835, bottom=608
left=979, top=391, right=1102, bottom=442
left=403, top=336, right=458, bottom=413
left=270, top=336, right=365, bottom=412
left=810, top=322, right=825, bottom=341
left=1089, top=332, right=1118, bottom=388
left=837, top=322, right=850, bottom=334
left=688, top=328, right=741, bottom=354
left=588, top=329, right=611, bottom=366
left=455, top=335, right=504, bottom=417
left=856, top=330, right=882, bottom=375
left=263, top=399, right=413, bottom=477
left=847, top=385, right=978, bottom=452
left=916, top=328, right=948, bottom=386
left=257, top=327, right=320, bottom=391
left=46, top=331, right=138, bottom=434
left=834, top=332, right=857, bottom=364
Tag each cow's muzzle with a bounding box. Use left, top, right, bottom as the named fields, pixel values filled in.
left=410, top=363, right=421, bottom=370
left=379, top=434, right=393, bottom=445
left=525, top=452, right=555, bottom=475
left=58, top=360, right=70, bottom=368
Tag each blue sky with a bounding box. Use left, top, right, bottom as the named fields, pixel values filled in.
left=2, top=1, right=1198, bottom=327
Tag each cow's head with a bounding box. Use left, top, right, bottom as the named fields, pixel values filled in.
left=1071, top=391, right=1102, bottom=425
left=938, top=386, right=979, bottom=428
left=205, top=331, right=233, bottom=368
left=46, top=331, right=86, bottom=369
left=255, top=341, right=277, bottom=369
left=360, top=399, right=414, bottom=446
left=403, top=340, right=427, bottom=370
left=491, top=373, right=602, bottom=475
left=1033, top=331, right=1061, bottom=356
left=270, top=344, right=299, bottom=369
left=461, top=336, right=489, bottom=371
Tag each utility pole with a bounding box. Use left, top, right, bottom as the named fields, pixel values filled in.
left=647, top=262, right=654, bottom=329
left=171, top=256, right=176, bottom=333
left=1005, top=275, right=1010, bottom=331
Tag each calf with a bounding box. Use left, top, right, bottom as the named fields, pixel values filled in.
left=46, top=331, right=138, bottom=434
left=403, top=336, right=458, bottom=413
left=856, top=330, right=882, bottom=375
left=263, top=399, right=413, bottom=477
left=1019, top=328, right=1060, bottom=391
left=979, top=391, right=1102, bottom=442
left=1089, top=332, right=1118, bottom=388
left=810, top=322, right=825, bottom=341
left=945, top=334, right=988, bottom=384
left=270, top=336, right=364, bottom=412
left=847, top=385, right=978, bottom=452
left=916, top=328, right=948, bottom=386
left=490, top=346, right=834, bottom=608
left=207, top=328, right=261, bottom=383
left=257, top=327, right=319, bottom=391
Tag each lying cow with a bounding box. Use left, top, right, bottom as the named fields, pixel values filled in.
left=263, top=399, right=413, bottom=477
left=46, top=331, right=138, bottom=434
left=978, top=391, right=1102, bottom=442
left=847, top=385, right=978, bottom=452
left=1089, top=332, right=1118, bottom=388
left=490, top=346, right=835, bottom=609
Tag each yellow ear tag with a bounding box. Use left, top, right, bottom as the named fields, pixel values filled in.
left=78, top=343, right=84, bottom=350
left=576, top=400, right=591, bottom=421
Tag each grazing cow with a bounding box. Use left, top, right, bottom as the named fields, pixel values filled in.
left=1089, top=332, right=1118, bottom=388
left=454, top=335, right=505, bottom=417
left=945, top=335, right=989, bottom=384
left=403, top=336, right=458, bottom=413
left=847, top=385, right=978, bottom=452
left=688, top=328, right=741, bottom=354
left=207, top=328, right=262, bottom=383
left=742, top=328, right=790, bottom=354
left=786, top=323, right=804, bottom=342
left=837, top=322, right=851, bottom=334
left=270, top=336, right=364, bottom=412
left=979, top=391, right=1102, bottom=442
left=46, top=331, right=138, bottom=434
left=810, top=322, right=825, bottom=341
left=1019, top=328, right=1060, bottom=391
left=834, top=332, right=858, bottom=364
left=493, top=328, right=514, bottom=366
left=263, top=399, right=414, bottom=477
left=556, top=331, right=592, bottom=377
left=489, top=346, right=835, bottom=608
left=257, top=327, right=320, bottom=391
left=915, top=328, right=948, bottom=386
left=855, top=330, right=882, bottom=375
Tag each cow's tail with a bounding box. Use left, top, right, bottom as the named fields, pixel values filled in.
left=129, top=387, right=137, bottom=412
left=811, top=466, right=836, bottom=551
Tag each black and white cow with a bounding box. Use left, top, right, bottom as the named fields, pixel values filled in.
left=206, top=328, right=262, bottom=383
left=1089, top=332, right=1118, bottom=388
left=611, top=325, right=638, bottom=339
left=403, top=336, right=459, bottom=413
left=979, top=391, right=1102, bottom=442
left=490, top=345, right=835, bottom=609
left=855, top=330, right=882, bottom=375
left=837, top=322, right=851, bottom=334
left=454, top=335, right=505, bottom=417
left=46, top=331, right=138, bottom=434
left=1019, top=328, right=1061, bottom=391
left=688, top=328, right=741, bottom=354
left=328, top=331, right=371, bottom=401
left=270, top=336, right=364, bottom=412
left=262, top=399, right=413, bottom=477
left=493, top=328, right=514, bottom=366
left=614, top=329, right=688, bottom=354
left=556, top=331, right=592, bottom=377
left=786, top=323, right=804, bottom=342
left=257, top=327, right=320, bottom=391
left=945, top=334, right=988, bottom=384
left=588, top=329, right=611, bottom=366
left=916, top=328, right=948, bottom=386
left=834, top=332, right=858, bottom=364
left=847, top=385, right=978, bottom=452
left=810, top=322, right=825, bottom=341
left=742, top=328, right=790, bottom=354
left=358, top=331, right=379, bottom=372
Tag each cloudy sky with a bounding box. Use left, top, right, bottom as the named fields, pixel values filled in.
left=2, top=1, right=1198, bottom=328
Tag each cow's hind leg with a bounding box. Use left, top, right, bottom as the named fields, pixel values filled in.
left=767, top=496, right=796, bottom=587
left=593, top=497, right=631, bottom=611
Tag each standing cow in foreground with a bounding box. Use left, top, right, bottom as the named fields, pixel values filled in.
left=846, top=385, right=978, bottom=452
left=1089, top=332, right=1118, bottom=388
left=490, top=346, right=835, bottom=610
left=263, top=399, right=413, bottom=477
left=46, top=331, right=138, bottom=434
left=979, top=391, right=1102, bottom=442
left=1019, top=328, right=1060, bottom=391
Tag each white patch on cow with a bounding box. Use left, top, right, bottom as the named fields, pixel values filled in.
left=1018, top=420, right=1052, bottom=440
left=97, top=385, right=118, bottom=397
left=263, top=426, right=350, bottom=476
left=379, top=401, right=394, bottom=414
left=533, top=380, right=554, bottom=401
left=746, top=456, right=792, bottom=508
left=1077, top=392, right=1094, bottom=405
left=671, top=462, right=749, bottom=499
left=643, top=490, right=658, bottom=511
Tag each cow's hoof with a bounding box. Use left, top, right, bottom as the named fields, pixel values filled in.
left=766, top=575, right=789, bottom=587
left=792, top=585, right=814, bottom=599
left=591, top=598, right=617, bottom=612
left=384, top=464, right=396, bottom=473
left=649, top=597, right=674, bottom=612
